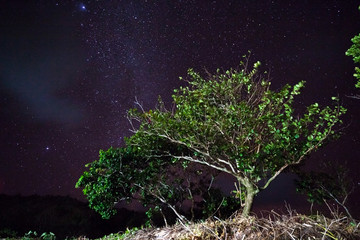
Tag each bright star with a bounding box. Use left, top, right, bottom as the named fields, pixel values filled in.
left=79, top=3, right=86, bottom=11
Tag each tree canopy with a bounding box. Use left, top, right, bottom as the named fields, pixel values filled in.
left=127, top=60, right=346, bottom=216
left=77, top=57, right=346, bottom=221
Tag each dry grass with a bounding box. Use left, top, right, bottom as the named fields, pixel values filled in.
left=102, top=210, right=359, bottom=240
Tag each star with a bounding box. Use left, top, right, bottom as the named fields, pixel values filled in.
left=79, top=3, right=86, bottom=11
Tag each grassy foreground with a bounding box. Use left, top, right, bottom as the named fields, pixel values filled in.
left=2, top=210, right=358, bottom=239
left=99, top=210, right=359, bottom=240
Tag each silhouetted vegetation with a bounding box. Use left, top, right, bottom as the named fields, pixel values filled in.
left=0, top=194, right=146, bottom=239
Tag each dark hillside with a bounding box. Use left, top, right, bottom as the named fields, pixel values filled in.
left=0, top=194, right=145, bottom=239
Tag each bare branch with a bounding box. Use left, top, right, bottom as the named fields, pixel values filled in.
left=134, top=183, right=190, bottom=226
left=346, top=94, right=360, bottom=99
left=172, top=155, right=234, bottom=176
left=157, top=133, right=238, bottom=174
left=134, top=96, right=146, bottom=113
left=320, top=185, right=354, bottom=221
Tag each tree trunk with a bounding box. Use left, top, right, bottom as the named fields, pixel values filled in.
left=241, top=178, right=259, bottom=217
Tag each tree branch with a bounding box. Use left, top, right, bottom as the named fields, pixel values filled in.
left=157, top=133, right=238, bottom=175
left=134, top=183, right=190, bottom=226
left=261, top=125, right=334, bottom=190
left=172, top=155, right=234, bottom=175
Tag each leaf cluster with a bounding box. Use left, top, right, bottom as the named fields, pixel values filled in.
left=76, top=147, right=166, bottom=219
left=346, top=24, right=360, bottom=88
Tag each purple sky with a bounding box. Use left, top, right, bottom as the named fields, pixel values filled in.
left=1, top=0, right=359, bottom=216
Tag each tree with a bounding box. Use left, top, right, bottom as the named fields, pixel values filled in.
left=127, top=58, right=346, bottom=217
left=345, top=6, right=360, bottom=90
left=76, top=145, right=229, bottom=224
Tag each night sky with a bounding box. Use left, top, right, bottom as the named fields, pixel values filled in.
left=1, top=0, right=360, bottom=215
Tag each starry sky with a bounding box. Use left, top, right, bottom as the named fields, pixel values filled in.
left=1, top=0, right=360, bottom=214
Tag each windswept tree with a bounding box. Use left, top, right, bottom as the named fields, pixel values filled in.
left=77, top=57, right=346, bottom=221
left=127, top=59, right=346, bottom=217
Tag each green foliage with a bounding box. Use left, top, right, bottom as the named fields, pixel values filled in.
left=78, top=55, right=346, bottom=220
left=76, top=146, right=168, bottom=219
left=345, top=4, right=360, bottom=89
left=21, top=231, right=56, bottom=240
left=131, top=66, right=344, bottom=180
left=40, top=232, right=56, bottom=240
left=127, top=58, right=346, bottom=216
left=23, top=231, right=38, bottom=240
left=101, top=226, right=142, bottom=240
left=346, top=33, right=360, bottom=88
left=0, top=228, right=18, bottom=238
left=76, top=145, right=224, bottom=221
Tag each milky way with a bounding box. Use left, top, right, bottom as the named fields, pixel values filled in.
left=0, top=1, right=359, bottom=216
